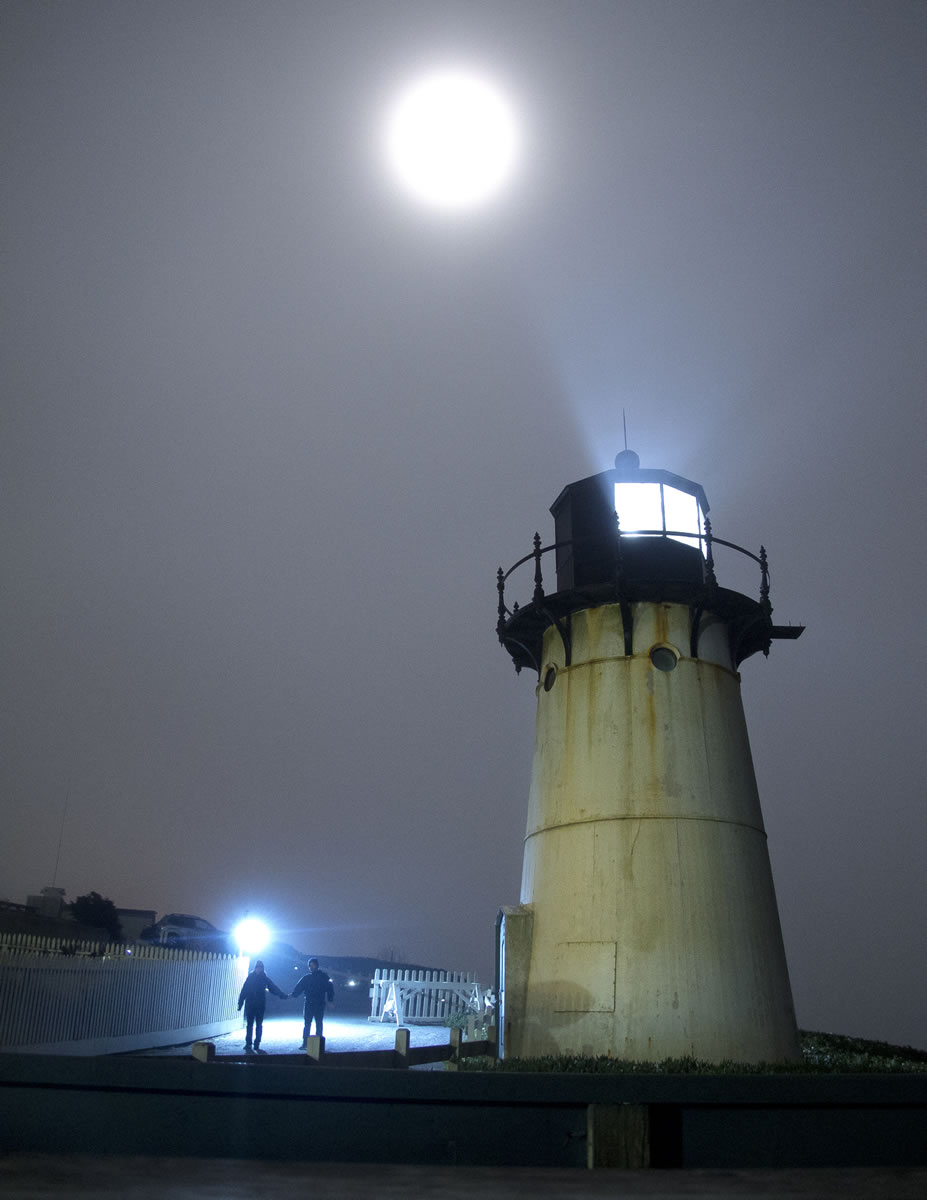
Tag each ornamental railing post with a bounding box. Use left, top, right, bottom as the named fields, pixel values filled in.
left=532, top=532, right=545, bottom=605
left=704, top=516, right=718, bottom=594
left=496, top=567, right=507, bottom=640
left=613, top=509, right=623, bottom=584
left=759, top=545, right=771, bottom=615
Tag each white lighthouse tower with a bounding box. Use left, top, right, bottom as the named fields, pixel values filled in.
left=496, top=451, right=803, bottom=1063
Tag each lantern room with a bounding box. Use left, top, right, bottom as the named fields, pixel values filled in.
left=550, top=449, right=710, bottom=593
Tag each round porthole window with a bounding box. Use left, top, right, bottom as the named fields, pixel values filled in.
left=543, top=666, right=557, bottom=692
left=650, top=645, right=679, bottom=672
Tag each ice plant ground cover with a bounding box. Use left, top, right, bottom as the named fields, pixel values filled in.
left=458, top=1030, right=927, bottom=1074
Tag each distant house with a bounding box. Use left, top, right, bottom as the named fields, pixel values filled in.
left=20, top=887, right=154, bottom=944
left=116, top=908, right=157, bottom=942
left=24, top=886, right=67, bottom=919
left=2, top=888, right=104, bottom=943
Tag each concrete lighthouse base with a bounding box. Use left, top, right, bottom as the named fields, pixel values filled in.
left=500, top=601, right=800, bottom=1065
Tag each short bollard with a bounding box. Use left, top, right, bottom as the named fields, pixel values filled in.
left=191, top=1042, right=215, bottom=1063
left=447, top=1026, right=462, bottom=1071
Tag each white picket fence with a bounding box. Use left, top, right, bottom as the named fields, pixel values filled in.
left=0, top=932, right=249, bottom=1055
left=369, top=968, right=482, bottom=1025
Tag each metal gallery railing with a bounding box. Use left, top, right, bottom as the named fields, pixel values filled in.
left=497, top=522, right=772, bottom=641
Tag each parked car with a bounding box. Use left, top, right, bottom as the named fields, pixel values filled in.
left=139, top=913, right=234, bottom=954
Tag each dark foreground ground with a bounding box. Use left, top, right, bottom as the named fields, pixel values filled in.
left=1, top=1157, right=926, bottom=1199
left=4, top=1019, right=924, bottom=1194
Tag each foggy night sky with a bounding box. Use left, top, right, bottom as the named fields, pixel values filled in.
left=2, top=1, right=925, bottom=1050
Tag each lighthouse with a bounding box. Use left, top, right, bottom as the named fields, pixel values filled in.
left=495, top=451, right=803, bottom=1063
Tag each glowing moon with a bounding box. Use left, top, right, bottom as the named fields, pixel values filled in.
left=384, top=68, right=520, bottom=211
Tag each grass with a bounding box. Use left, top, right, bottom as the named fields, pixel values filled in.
left=459, top=1029, right=927, bottom=1074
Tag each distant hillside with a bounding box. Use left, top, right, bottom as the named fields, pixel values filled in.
left=309, top=956, right=431, bottom=980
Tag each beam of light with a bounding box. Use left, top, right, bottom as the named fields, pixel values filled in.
left=234, top=916, right=272, bottom=957
left=383, top=67, right=520, bottom=211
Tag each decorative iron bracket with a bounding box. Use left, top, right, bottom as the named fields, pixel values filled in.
left=689, top=603, right=704, bottom=659
left=620, top=598, right=633, bottom=657
left=541, top=608, right=572, bottom=669
left=502, top=636, right=540, bottom=676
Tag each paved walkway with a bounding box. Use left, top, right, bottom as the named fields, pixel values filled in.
left=135, top=1012, right=454, bottom=1058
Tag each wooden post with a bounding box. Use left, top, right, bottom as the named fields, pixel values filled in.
left=191, top=1041, right=215, bottom=1063
left=394, top=1027, right=410, bottom=1068
left=305, top=1035, right=325, bottom=1062
left=447, top=1025, right=462, bottom=1071
left=586, top=1104, right=650, bottom=1169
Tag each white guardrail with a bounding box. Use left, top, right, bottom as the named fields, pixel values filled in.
left=0, top=933, right=249, bottom=1055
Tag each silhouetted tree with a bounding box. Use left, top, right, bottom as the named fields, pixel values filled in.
left=68, top=891, right=122, bottom=941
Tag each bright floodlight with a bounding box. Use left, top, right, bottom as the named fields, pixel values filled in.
left=384, top=68, right=520, bottom=210
left=234, top=917, right=271, bottom=957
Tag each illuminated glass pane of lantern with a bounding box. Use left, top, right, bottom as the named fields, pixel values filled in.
left=614, top=482, right=662, bottom=536
left=662, top=484, right=702, bottom=550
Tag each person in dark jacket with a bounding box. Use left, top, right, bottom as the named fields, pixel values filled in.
left=237, top=959, right=286, bottom=1052
left=291, top=957, right=334, bottom=1045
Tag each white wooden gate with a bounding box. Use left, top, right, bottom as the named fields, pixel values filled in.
left=369, top=968, right=482, bottom=1025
